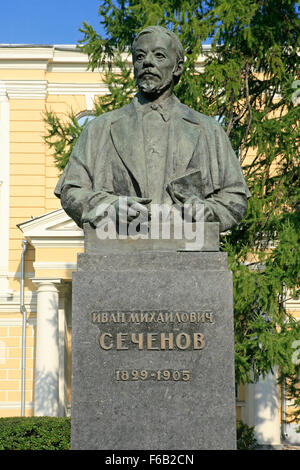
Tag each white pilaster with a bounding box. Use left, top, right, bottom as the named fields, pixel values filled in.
left=245, top=371, right=281, bottom=446
left=32, top=279, right=61, bottom=416
left=85, top=93, right=95, bottom=111
left=58, top=283, right=71, bottom=417
left=0, top=81, right=10, bottom=296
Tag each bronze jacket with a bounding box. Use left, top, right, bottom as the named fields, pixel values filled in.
left=54, top=95, right=251, bottom=232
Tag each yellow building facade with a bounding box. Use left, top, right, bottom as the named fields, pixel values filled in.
left=0, top=44, right=299, bottom=447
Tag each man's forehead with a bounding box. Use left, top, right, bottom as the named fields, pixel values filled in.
left=134, top=32, right=175, bottom=52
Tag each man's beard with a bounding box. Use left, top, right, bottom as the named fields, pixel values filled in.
left=136, top=74, right=173, bottom=96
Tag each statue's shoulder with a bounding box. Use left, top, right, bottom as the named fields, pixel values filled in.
left=83, top=103, right=132, bottom=132
left=176, top=100, right=222, bottom=132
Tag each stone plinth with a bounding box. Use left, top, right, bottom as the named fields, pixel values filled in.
left=71, top=246, right=236, bottom=449
left=83, top=221, right=220, bottom=253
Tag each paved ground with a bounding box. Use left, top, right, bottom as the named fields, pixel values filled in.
left=282, top=444, right=300, bottom=450
left=256, top=444, right=300, bottom=450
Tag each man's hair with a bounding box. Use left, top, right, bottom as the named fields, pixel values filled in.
left=132, top=26, right=185, bottom=84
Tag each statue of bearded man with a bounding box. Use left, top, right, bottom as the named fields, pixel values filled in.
left=55, top=26, right=251, bottom=232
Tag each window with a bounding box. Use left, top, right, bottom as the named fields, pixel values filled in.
left=77, top=111, right=95, bottom=127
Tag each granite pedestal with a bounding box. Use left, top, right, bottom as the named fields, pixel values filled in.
left=71, top=226, right=236, bottom=450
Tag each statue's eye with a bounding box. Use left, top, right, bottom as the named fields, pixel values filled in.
left=155, top=53, right=165, bottom=59
left=136, top=54, right=144, bottom=60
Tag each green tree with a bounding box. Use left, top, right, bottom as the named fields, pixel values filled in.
left=45, top=0, right=300, bottom=421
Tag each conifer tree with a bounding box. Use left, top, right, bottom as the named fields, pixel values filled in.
left=45, top=0, right=300, bottom=424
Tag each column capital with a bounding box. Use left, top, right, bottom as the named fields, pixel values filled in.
left=31, top=278, right=62, bottom=285
left=31, top=278, right=63, bottom=294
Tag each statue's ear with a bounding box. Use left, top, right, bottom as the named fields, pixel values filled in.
left=173, top=58, right=184, bottom=80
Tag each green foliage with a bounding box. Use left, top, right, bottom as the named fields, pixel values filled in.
left=44, top=0, right=300, bottom=418
left=44, top=110, right=86, bottom=172
left=0, top=417, right=70, bottom=450
left=0, top=417, right=260, bottom=450
left=236, top=421, right=258, bottom=450
left=93, top=52, right=136, bottom=112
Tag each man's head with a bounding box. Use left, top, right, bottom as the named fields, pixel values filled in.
left=132, top=26, right=184, bottom=97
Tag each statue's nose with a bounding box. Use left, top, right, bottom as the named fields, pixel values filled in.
left=143, top=52, right=155, bottom=66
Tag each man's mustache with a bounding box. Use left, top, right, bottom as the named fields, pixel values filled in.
left=138, top=69, right=161, bottom=79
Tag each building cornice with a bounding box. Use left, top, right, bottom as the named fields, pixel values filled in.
left=0, top=79, right=109, bottom=100
left=4, top=80, right=48, bottom=99
left=0, top=44, right=211, bottom=72
left=0, top=45, right=88, bottom=71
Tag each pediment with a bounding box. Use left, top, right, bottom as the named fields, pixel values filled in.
left=18, top=209, right=84, bottom=247
left=47, top=217, right=81, bottom=232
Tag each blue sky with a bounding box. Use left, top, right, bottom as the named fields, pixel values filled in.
left=1, top=0, right=104, bottom=45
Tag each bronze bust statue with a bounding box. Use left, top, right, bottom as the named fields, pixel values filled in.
left=55, top=26, right=250, bottom=232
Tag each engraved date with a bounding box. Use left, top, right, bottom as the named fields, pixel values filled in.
left=115, top=369, right=190, bottom=381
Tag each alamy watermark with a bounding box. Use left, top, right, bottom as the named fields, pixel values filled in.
left=94, top=197, right=205, bottom=250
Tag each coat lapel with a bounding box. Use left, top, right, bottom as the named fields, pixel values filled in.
left=167, top=101, right=202, bottom=182
left=110, top=102, right=147, bottom=197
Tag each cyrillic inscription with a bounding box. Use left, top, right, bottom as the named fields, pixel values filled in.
left=92, top=310, right=214, bottom=324
left=92, top=309, right=214, bottom=357
left=99, top=332, right=205, bottom=351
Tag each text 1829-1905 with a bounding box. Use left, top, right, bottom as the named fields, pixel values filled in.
left=115, top=369, right=190, bottom=381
